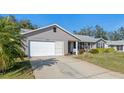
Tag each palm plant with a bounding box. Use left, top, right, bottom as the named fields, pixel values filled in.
left=0, top=16, right=25, bottom=73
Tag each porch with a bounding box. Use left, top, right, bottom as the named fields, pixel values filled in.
left=68, top=41, right=94, bottom=55
left=68, top=41, right=78, bottom=55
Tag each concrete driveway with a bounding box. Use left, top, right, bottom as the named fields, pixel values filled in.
left=30, top=56, right=124, bottom=79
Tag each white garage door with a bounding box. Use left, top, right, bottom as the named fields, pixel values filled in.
left=30, top=41, right=55, bottom=57
left=29, top=41, right=64, bottom=57
left=55, top=41, right=64, bottom=55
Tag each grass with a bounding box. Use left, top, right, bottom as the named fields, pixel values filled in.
left=0, top=58, right=35, bottom=79
left=76, top=52, right=124, bottom=74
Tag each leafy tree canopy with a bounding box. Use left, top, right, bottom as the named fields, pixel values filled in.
left=73, top=25, right=124, bottom=40
left=0, top=15, right=25, bottom=72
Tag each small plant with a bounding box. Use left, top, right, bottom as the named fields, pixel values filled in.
left=78, top=49, right=85, bottom=54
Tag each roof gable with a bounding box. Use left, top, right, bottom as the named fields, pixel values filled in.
left=95, top=38, right=107, bottom=43
left=22, top=24, right=80, bottom=40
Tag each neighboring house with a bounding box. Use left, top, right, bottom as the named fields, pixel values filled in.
left=107, top=40, right=124, bottom=51
left=75, top=35, right=107, bottom=50
left=75, top=35, right=124, bottom=52
left=22, top=24, right=124, bottom=57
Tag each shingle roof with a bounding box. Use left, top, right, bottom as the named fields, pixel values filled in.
left=75, top=35, right=102, bottom=42
left=75, top=35, right=124, bottom=45
left=107, top=40, right=124, bottom=45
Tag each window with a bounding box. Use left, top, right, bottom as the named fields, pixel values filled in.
left=96, top=42, right=105, bottom=48
left=96, top=43, right=100, bottom=48
left=101, top=43, right=104, bottom=48
left=81, top=42, right=84, bottom=49
left=117, top=45, right=123, bottom=51
left=53, top=27, right=56, bottom=32
left=73, top=42, right=76, bottom=48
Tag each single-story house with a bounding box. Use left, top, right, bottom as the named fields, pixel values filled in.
left=22, top=24, right=124, bottom=57
left=107, top=40, right=124, bottom=51
left=75, top=35, right=124, bottom=52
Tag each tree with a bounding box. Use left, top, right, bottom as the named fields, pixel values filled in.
left=19, top=19, right=38, bottom=29
left=74, top=25, right=108, bottom=40
left=109, top=31, right=121, bottom=40
left=7, top=15, right=17, bottom=23
left=76, top=26, right=95, bottom=36
left=0, top=16, right=25, bottom=73
left=117, top=27, right=124, bottom=40
left=73, top=30, right=77, bottom=34
left=95, top=25, right=108, bottom=40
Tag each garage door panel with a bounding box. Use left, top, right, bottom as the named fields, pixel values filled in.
left=55, top=41, right=64, bottom=55
left=29, top=41, right=64, bottom=57
left=30, top=41, right=55, bottom=56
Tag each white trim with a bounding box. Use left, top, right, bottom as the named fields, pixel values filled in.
left=123, top=45, right=124, bottom=52
left=95, top=38, right=107, bottom=43
left=22, top=24, right=57, bottom=34
left=76, top=41, right=78, bottom=55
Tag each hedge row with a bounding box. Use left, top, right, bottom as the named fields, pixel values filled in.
left=89, top=48, right=115, bottom=54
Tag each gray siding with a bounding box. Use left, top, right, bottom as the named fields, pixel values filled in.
left=24, top=27, right=78, bottom=55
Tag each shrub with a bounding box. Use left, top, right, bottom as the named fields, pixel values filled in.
left=78, top=49, right=85, bottom=54
left=104, top=48, right=115, bottom=53
left=89, top=49, right=99, bottom=54
left=96, top=48, right=105, bottom=53
left=89, top=48, right=115, bottom=54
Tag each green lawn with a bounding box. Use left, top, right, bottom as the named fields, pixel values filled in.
left=76, top=52, right=124, bottom=74
left=0, top=58, right=35, bottom=79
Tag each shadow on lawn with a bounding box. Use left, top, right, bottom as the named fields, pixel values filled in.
left=8, top=60, right=31, bottom=72
left=30, top=58, right=58, bottom=71
left=0, top=58, right=58, bottom=78
left=2, top=60, right=35, bottom=79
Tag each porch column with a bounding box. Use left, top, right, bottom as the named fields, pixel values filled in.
left=123, top=45, right=124, bottom=52
left=76, top=41, right=78, bottom=55
left=114, top=46, right=117, bottom=51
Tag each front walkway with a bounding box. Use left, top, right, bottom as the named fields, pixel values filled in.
left=30, top=56, right=124, bottom=79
